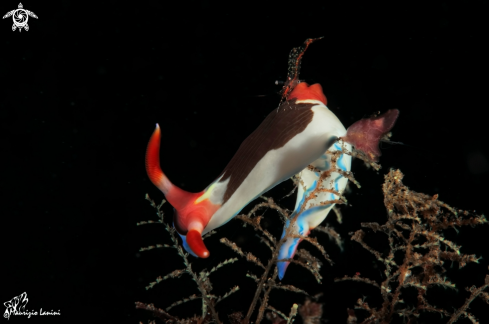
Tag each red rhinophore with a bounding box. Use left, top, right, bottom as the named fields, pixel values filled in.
left=287, top=82, right=327, bottom=105
left=343, top=109, right=400, bottom=162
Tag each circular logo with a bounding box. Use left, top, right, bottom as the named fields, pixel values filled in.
left=13, top=9, right=28, bottom=28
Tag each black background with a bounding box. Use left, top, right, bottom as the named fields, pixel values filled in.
left=1, top=1, right=488, bottom=323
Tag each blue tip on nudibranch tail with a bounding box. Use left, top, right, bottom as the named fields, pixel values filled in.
left=277, top=263, right=287, bottom=281
left=277, top=234, right=302, bottom=280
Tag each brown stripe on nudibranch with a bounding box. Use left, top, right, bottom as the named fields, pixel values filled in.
left=217, top=99, right=316, bottom=204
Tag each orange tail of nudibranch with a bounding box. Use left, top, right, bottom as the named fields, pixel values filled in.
left=145, top=124, right=213, bottom=258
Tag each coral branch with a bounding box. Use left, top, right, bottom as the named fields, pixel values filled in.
left=339, top=169, right=488, bottom=323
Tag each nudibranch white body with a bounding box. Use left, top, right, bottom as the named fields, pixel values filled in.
left=146, top=83, right=348, bottom=258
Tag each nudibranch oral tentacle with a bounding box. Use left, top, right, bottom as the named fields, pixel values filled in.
left=146, top=82, right=350, bottom=258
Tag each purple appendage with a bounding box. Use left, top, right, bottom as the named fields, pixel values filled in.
left=343, top=109, right=399, bottom=162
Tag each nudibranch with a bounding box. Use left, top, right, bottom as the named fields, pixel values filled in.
left=145, top=81, right=380, bottom=259
left=277, top=106, right=399, bottom=279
